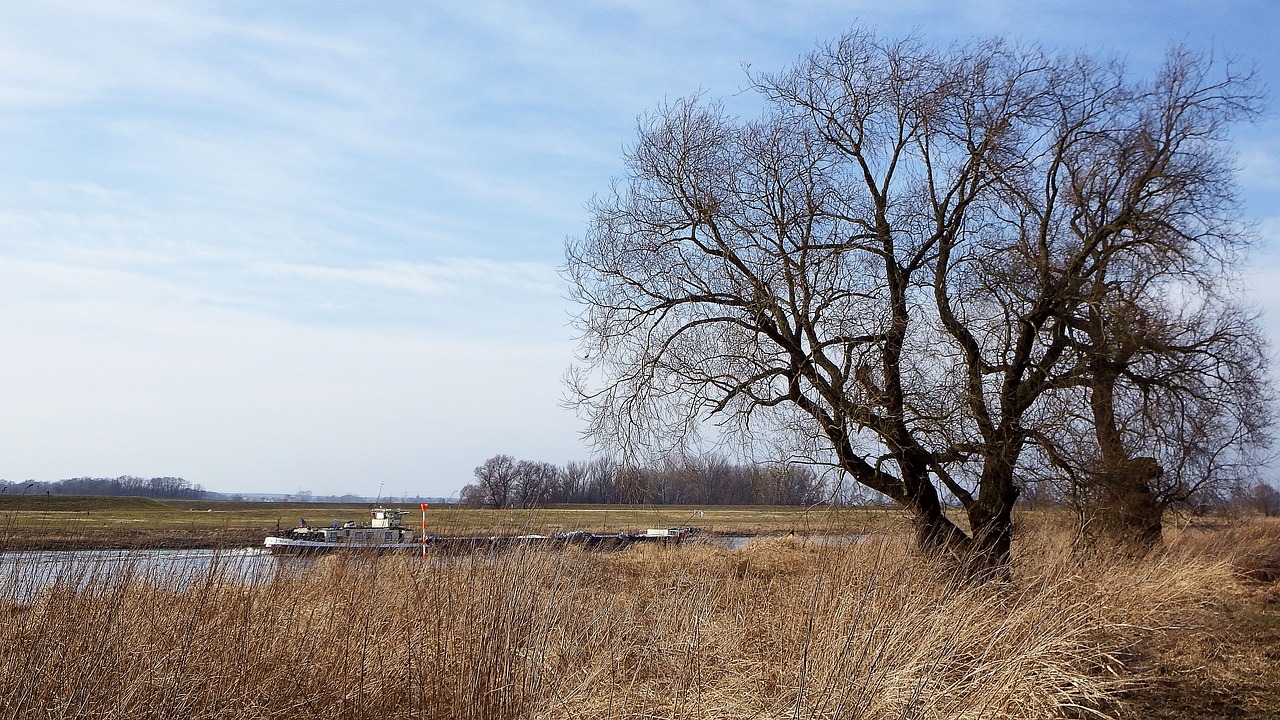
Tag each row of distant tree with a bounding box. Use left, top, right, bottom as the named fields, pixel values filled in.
left=459, top=453, right=1280, bottom=517
left=7, top=465, right=1274, bottom=517
left=1223, top=481, right=1280, bottom=517
left=3, top=476, right=207, bottom=499
left=459, top=454, right=829, bottom=508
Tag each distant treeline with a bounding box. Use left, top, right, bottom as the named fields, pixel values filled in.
left=460, top=454, right=836, bottom=508
left=3, top=476, right=206, bottom=500
left=458, top=453, right=1280, bottom=516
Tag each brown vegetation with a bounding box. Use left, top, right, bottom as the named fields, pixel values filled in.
left=2, top=517, right=1278, bottom=718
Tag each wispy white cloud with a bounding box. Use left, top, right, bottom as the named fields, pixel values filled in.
left=0, top=254, right=582, bottom=493
left=253, top=258, right=561, bottom=297
left=1238, top=125, right=1280, bottom=196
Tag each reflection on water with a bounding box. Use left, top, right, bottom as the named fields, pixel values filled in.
left=0, top=548, right=302, bottom=601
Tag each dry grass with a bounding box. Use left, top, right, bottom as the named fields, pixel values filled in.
left=1106, top=518, right=1280, bottom=719
left=2, top=520, right=1278, bottom=719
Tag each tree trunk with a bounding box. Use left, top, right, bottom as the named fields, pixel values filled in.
left=906, top=485, right=972, bottom=561
left=964, top=457, right=1020, bottom=578
left=1087, top=361, right=1165, bottom=550
left=1092, top=457, right=1164, bottom=550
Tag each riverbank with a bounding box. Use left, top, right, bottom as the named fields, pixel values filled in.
left=0, top=496, right=907, bottom=551
left=3, top=518, right=1278, bottom=718
left=0, top=528, right=270, bottom=552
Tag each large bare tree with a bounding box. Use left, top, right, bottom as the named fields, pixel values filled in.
left=564, top=29, right=1267, bottom=572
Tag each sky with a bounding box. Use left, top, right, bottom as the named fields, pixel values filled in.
left=0, top=0, right=1277, bottom=498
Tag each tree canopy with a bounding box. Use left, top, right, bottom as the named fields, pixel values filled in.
left=564, top=28, right=1271, bottom=573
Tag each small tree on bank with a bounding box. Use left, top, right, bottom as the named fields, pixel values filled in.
left=564, top=28, right=1269, bottom=574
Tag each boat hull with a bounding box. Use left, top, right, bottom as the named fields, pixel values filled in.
left=263, top=531, right=691, bottom=554
left=263, top=536, right=423, bottom=554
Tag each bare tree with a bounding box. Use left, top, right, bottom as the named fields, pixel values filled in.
left=581, top=457, right=622, bottom=504
left=512, top=460, right=561, bottom=508
left=1045, top=294, right=1272, bottom=545
left=1007, top=48, right=1272, bottom=547
left=461, top=454, right=519, bottom=508
left=565, top=29, right=1267, bottom=572
left=556, top=461, right=589, bottom=503
left=1246, top=482, right=1280, bottom=517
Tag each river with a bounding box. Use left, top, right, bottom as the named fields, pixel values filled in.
left=0, top=547, right=295, bottom=601
left=0, top=534, right=853, bottom=601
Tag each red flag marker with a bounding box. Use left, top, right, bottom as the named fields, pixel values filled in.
left=420, top=503, right=429, bottom=560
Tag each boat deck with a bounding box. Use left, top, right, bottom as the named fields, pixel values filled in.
left=264, top=528, right=696, bottom=554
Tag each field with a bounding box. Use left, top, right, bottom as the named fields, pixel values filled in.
left=1, top=498, right=1279, bottom=718
left=0, top=495, right=907, bottom=550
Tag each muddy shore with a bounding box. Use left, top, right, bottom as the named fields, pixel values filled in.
left=0, top=528, right=270, bottom=552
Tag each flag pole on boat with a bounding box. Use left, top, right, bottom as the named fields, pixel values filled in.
left=420, top=502, right=428, bottom=561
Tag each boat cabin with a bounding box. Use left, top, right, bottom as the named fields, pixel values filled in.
left=286, top=508, right=415, bottom=545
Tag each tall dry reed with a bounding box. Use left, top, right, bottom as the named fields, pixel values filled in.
left=0, top=522, right=1266, bottom=719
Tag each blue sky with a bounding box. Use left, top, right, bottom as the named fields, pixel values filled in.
left=0, top=0, right=1277, bottom=498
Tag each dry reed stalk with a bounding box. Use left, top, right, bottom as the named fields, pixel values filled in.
left=0, top=522, right=1271, bottom=719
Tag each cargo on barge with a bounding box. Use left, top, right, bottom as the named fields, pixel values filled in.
left=263, top=508, right=696, bottom=554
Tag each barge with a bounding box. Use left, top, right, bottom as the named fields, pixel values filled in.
left=264, top=507, right=420, bottom=553
left=263, top=508, right=696, bottom=554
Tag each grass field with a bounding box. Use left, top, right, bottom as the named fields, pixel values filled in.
left=0, top=495, right=912, bottom=550
left=1, top=510, right=1278, bottom=718
left=3, top=495, right=1278, bottom=718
